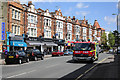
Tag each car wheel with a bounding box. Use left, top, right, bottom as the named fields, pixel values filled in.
left=58, top=54, right=61, bottom=57
left=26, top=58, right=29, bottom=62
left=91, top=57, right=95, bottom=62
left=41, top=56, right=44, bottom=60
left=34, top=56, right=38, bottom=61
left=18, top=59, right=22, bottom=64
left=6, top=61, right=9, bottom=65
left=52, top=55, right=54, bottom=57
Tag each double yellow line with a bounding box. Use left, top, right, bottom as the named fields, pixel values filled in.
left=75, top=56, right=111, bottom=80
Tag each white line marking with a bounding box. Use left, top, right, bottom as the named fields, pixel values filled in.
left=7, top=70, right=36, bottom=78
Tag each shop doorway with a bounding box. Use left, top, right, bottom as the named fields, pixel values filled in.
left=47, top=47, right=52, bottom=54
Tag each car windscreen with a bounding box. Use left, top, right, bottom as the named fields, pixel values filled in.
left=7, top=52, right=17, bottom=55
left=33, top=50, right=41, bottom=54
left=18, top=51, right=24, bottom=55
left=73, top=43, right=91, bottom=51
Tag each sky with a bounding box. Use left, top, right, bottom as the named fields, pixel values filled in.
left=21, top=1, right=118, bottom=32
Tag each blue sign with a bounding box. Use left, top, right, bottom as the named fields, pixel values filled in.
left=1, top=22, right=5, bottom=40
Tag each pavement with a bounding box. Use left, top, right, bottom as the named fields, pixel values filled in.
left=0, top=54, right=52, bottom=65
left=82, top=53, right=120, bottom=80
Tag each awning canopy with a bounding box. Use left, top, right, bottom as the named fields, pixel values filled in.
left=43, top=42, right=58, bottom=46
left=10, top=41, right=27, bottom=47
left=26, top=41, right=44, bottom=46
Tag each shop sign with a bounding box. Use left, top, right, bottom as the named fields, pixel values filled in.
left=1, top=22, right=5, bottom=40
left=27, top=37, right=38, bottom=41
left=18, top=44, right=23, bottom=46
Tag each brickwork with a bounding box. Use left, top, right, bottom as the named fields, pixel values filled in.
left=7, top=2, right=24, bottom=35
left=4, top=1, right=105, bottom=43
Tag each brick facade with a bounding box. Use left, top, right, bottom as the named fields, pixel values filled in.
left=7, top=2, right=24, bottom=36
left=5, top=1, right=105, bottom=43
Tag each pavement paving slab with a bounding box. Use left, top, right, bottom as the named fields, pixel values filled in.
left=82, top=54, right=120, bottom=80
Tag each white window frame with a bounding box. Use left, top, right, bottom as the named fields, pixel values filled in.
left=15, top=10, right=17, bottom=19
left=12, top=9, right=14, bottom=18
left=18, top=26, right=20, bottom=35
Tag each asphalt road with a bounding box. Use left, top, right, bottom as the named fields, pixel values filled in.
left=2, top=52, right=113, bottom=80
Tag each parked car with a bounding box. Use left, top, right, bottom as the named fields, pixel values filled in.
left=5, top=51, right=29, bottom=64
left=109, top=49, right=113, bottom=53
left=117, top=50, right=120, bottom=54
left=64, top=49, right=73, bottom=55
left=25, top=49, right=44, bottom=61
left=52, top=51, right=64, bottom=57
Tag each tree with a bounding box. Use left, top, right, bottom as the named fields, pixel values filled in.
left=101, top=32, right=107, bottom=49
left=113, top=30, right=120, bottom=46
left=108, top=31, right=115, bottom=48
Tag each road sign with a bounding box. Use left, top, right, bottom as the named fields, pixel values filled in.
left=1, top=22, right=5, bottom=40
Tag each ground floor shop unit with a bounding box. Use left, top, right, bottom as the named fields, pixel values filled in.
left=6, top=32, right=27, bottom=52
left=26, top=38, right=58, bottom=54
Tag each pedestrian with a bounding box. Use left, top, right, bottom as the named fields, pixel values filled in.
left=43, top=49, right=47, bottom=55
left=5, top=49, right=8, bottom=55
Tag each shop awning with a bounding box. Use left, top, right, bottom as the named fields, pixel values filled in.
left=10, top=41, right=27, bottom=47
left=26, top=41, right=44, bottom=46
left=43, top=42, right=58, bottom=46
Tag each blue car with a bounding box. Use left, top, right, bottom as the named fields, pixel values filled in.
left=64, top=49, right=73, bottom=55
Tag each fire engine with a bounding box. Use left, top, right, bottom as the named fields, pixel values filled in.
left=72, top=40, right=99, bottom=62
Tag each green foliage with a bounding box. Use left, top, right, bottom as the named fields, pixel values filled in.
left=101, top=32, right=107, bottom=47
left=108, top=31, right=115, bottom=47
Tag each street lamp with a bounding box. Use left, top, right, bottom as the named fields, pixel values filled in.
left=112, top=13, right=118, bottom=31
left=112, top=13, right=119, bottom=54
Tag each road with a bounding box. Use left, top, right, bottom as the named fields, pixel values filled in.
left=2, top=52, right=114, bottom=80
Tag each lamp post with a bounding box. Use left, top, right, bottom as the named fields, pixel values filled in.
left=112, top=13, right=119, bottom=54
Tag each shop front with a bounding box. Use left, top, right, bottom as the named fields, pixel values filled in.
left=41, top=38, right=58, bottom=54
left=26, top=37, right=58, bottom=54
left=10, top=40, right=27, bottom=51
left=7, top=32, right=27, bottom=52
left=26, top=37, right=43, bottom=51
left=53, top=39, right=65, bottom=52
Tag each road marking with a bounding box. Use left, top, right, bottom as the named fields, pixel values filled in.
left=75, top=56, right=111, bottom=80
left=7, top=70, right=36, bottom=78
